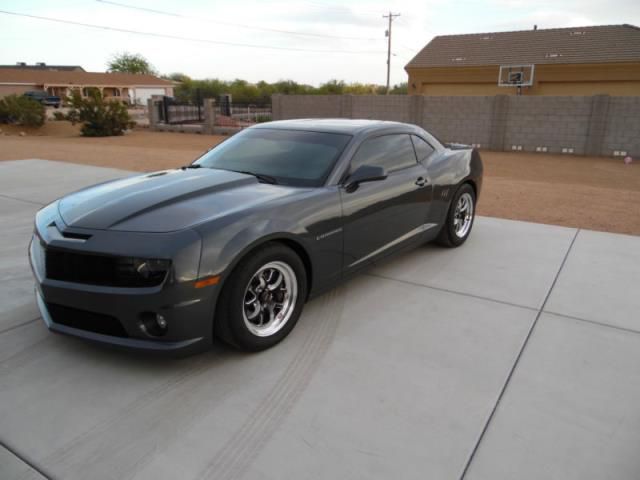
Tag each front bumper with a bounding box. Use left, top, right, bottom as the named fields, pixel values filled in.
left=35, top=290, right=207, bottom=353
left=29, top=206, right=218, bottom=355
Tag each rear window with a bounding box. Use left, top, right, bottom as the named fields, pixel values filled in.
left=195, top=128, right=352, bottom=187
left=411, top=135, right=435, bottom=162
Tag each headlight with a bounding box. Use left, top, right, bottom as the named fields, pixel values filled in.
left=118, top=258, right=171, bottom=286
left=132, top=258, right=171, bottom=280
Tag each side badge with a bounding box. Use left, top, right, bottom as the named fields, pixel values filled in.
left=316, top=227, right=343, bottom=241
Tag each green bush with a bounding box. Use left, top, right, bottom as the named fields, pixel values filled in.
left=0, top=95, right=46, bottom=127
left=66, top=90, right=135, bottom=136
left=52, top=111, right=67, bottom=121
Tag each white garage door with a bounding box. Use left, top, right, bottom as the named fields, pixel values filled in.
left=132, top=88, right=167, bottom=105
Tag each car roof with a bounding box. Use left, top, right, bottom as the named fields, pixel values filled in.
left=252, top=118, right=412, bottom=135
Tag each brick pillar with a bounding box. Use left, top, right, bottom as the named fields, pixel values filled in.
left=203, top=98, right=216, bottom=134
left=409, top=95, right=425, bottom=127
left=147, top=96, right=162, bottom=131
left=488, top=95, right=509, bottom=151
left=339, top=95, right=353, bottom=118
left=271, top=94, right=283, bottom=120
left=585, top=94, right=610, bottom=157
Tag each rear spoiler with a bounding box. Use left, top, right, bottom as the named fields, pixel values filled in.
left=444, top=142, right=472, bottom=151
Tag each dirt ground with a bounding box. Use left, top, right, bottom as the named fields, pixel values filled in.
left=1, top=123, right=639, bottom=236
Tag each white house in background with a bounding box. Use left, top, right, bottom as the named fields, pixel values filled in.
left=0, top=66, right=174, bottom=105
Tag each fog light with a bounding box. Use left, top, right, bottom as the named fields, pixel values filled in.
left=139, top=311, right=168, bottom=337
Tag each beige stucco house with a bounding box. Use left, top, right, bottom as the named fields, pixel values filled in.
left=406, top=24, right=640, bottom=96
left=0, top=67, right=174, bottom=104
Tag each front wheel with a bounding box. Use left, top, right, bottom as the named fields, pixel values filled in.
left=214, top=243, right=307, bottom=351
left=436, top=183, right=476, bottom=247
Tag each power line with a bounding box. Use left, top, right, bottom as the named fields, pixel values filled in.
left=96, top=0, right=382, bottom=41
left=296, top=1, right=382, bottom=16
left=398, top=44, right=417, bottom=54
left=0, top=9, right=385, bottom=54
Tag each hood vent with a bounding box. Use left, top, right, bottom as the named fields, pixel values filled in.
left=47, top=222, right=92, bottom=242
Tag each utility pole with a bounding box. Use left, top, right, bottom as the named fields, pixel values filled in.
left=383, top=11, right=400, bottom=94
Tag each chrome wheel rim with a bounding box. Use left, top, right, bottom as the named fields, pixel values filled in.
left=453, top=192, right=474, bottom=238
left=242, top=261, right=298, bottom=337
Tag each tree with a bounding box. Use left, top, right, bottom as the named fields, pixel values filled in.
left=66, top=90, right=135, bottom=137
left=169, top=77, right=405, bottom=106
left=389, top=82, right=408, bottom=94
left=107, top=52, right=157, bottom=75
left=317, top=79, right=346, bottom=95
left=0, top=95, right=45, bottom=127
left=164, top=72, right=191, bottom=83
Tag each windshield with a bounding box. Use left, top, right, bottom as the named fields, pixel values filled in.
left=194, top=128, right=352, bottom=187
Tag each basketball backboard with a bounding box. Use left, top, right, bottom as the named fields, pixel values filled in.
left=498, top=64, right=535, bottom=87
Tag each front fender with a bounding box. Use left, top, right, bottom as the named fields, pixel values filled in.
left=193, top=186, right=343, bottom=299
left=195, top=216, right=312, bottom=281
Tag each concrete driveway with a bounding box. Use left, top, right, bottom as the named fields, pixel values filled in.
left=1, top=159, right=639, bottom=480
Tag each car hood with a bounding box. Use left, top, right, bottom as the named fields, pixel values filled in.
left=57, top=168, right=306, bottom=233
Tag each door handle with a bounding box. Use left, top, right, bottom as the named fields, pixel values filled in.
left=415, top=177, right=427, bottom=187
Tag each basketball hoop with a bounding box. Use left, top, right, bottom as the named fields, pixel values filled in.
left=498, top=65, right=535, bottom=88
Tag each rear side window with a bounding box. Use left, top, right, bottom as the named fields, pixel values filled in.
left=350, top=134, right=417, bottom=173
left=411, top=135, right=435, bottom=162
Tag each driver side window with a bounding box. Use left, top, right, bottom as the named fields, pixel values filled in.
left=350, top=134, right=417, bottom=174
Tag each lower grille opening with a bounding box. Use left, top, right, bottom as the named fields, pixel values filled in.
left=47, top=303, right=129, bottom=338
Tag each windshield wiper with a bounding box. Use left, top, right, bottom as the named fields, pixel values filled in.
left=236, top=171, right=278, bottom=185
left=180, top=164, right=203, bottom=170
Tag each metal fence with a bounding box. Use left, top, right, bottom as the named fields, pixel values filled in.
left=158, top=97, right=203, bottom=124
left=231, top=103, right=272, bottom=123
left=215, top=103, right=272, bottom=125
left=156, top=96, right=272, bottom=127
left=166, top=104, right=203, bottom=124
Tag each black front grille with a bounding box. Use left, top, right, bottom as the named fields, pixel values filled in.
left=47, top=303, right=129, bottom=338
left=45, top=248, right=166, bottom=288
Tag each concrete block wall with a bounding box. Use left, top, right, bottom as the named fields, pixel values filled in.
left=352, top=95, right=411, bottom=122
left=272, top=94, right=640, bottom=157
left=603, top=97, right=640, bottom=157
left=422, top=96, right=493, bottom=147
left=277, top=95, right=343, bottom=119
left=502, top=96, right=592, bottom=154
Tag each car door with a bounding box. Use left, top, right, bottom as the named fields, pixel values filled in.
left=340, top=133, right=434, bottom=270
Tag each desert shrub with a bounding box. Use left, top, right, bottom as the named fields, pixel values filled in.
left=52, top=111, right=67, bottom=121
left=66, top=90, right=135, bottom=136
left=0, top=95, right=46, bottom=127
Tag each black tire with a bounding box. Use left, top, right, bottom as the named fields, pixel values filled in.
left=436, top=183, right=476, bottom=248
left=214, top=242, right=307, bottom=351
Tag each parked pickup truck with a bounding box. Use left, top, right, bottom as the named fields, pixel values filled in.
left=23, top=91, right=61, bottom=108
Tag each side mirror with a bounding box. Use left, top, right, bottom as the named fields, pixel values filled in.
left=345, top=164, right=387, bottom=192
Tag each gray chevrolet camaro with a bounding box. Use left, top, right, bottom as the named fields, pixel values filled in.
left=29, top=119, right=483, bottom=354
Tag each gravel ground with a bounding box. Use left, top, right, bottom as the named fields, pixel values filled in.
left=1, top=123, right=639, bottom=236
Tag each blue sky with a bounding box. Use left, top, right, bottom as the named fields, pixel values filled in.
left=1, top=0, right=638, bottom=85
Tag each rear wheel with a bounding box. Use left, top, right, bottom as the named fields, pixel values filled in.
left=214, top=243, right=307, bottom=351
left=436, top=183, right=476, bottom=247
